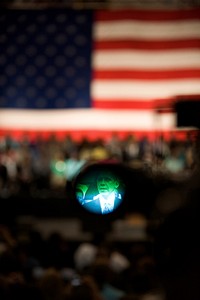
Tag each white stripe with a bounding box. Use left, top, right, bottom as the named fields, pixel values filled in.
left=0, top=109, right=176, bottom=130
left=92, top=80, right=200, bottom=99
left=93, top=50, right=200, bottom=69
left=95, top=20, right=200, bottom=40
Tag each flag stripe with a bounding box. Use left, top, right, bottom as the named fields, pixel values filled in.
left=93, top=69, right=200, bottom=80
left=93, top=50, right=200, bottom=69
left=94, top=39, right=200, bottom=50
left=93, top=97, right=200, bottom=110
left=0, top=109, right=176, bottom=130
left=94, top=20, right=200, bottom=40
left=95, top=9, right=200, bottom=21
left=92, top=80, right=200, bottom=100
left=93, top=99, right=175, bottom=110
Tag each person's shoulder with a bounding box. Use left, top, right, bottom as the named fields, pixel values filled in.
left=93, top=194, right=101, bottom=200
left=82, top=199, right=93, bottom=206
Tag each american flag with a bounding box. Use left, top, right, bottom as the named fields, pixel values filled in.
left=0, top=8, right=200, bottom=140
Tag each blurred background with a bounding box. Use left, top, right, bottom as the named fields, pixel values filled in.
left=0, top=1, right=200, bottom=299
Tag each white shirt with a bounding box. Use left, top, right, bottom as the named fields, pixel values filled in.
left=94, top=191, right=115, bottom=214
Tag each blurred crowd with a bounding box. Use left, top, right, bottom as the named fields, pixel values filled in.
left=0, top=132, right=198, bottom=198
left=0, top=224, right=164, bottom=300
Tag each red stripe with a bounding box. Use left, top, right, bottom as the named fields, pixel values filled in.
left=94, top=39, right=200, bottom=51
left=175, top=94, right=200, bottom=100
left=93, top=69, right=200, bottom=80
left=93, top=99, right=176, bottom=110
left=95, top=9, right=200, bottom=22
left=0, top=129, right=196, bottom=142
left=93, top=97, right=200, bottom=110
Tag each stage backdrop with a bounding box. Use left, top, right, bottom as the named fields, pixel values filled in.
left=0, top=8, right=200, bottom=140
